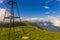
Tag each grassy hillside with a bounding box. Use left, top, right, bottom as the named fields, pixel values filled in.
left=0, top=22, right=60, bottom=40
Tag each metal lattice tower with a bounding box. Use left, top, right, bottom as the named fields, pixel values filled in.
left=4, top=0, right=21, bottom=40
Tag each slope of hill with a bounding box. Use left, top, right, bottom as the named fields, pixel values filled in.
left=0, top=22, right=60, bottom=40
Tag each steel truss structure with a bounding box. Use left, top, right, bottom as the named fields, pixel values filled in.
left=4, top=0, right=21, bottom=40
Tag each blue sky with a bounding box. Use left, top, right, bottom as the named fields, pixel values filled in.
left=0, top=0, right=60, bottom=18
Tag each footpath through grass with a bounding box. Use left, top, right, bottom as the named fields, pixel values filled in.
left=0, top=22, right=60, bottom=40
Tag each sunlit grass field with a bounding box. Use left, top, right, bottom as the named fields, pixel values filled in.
left=0, top=22, right=60, bottom=40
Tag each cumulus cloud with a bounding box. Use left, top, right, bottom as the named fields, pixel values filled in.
left=0, top=8, right=11, bottom=18
left=0, top=8, right=6, bottom=22
left=48, top=16, right=60, bottom=26
left=0, top=8, right=11, bottom=22
left=0, top=8, right=21, bottom=22
left=24, top=16, right=60, bottom=27
left=0, top=0, right=3, bottom=3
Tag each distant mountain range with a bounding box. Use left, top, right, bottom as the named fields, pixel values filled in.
left=23, top=17, right=60, bottom=32
left=36, top=21, right=60, bottom=32
left=29, top=20, right=60, bottom=32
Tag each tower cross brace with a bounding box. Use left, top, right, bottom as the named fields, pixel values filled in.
left=4, top=0, right=21, bottom=40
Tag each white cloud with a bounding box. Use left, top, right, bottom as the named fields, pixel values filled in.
left=0, top=0, right=3, bottom=3
left=0, top=8, right=21, bottom=23
left=0, top=8, right=11, bottom=22
left=48, top=16, right=60, bottom=27
left=43, top=6, right=49, bottom=9
left=45, top=11, right=56, bottom=15
left=56, top=0, right=60, bottom=1
left=24, top=16, right=60, bottom=27
left=45, top=0, right=53, bottom=3
left=0, top=8, right=6, bottom=22
left=24, top=18, right=44, bottom=21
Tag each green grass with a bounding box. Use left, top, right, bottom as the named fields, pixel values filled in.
left=0, top=22, right=60, bottom=40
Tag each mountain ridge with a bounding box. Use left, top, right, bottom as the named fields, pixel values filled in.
left=0, top=21, right=60, bottom=40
